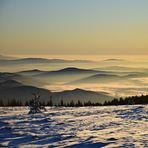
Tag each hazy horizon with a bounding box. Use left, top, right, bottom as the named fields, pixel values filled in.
left=1, top=53, right=148, bottom=62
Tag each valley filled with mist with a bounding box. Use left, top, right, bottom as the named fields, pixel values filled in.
left=0, top=54, right=148, bottom=104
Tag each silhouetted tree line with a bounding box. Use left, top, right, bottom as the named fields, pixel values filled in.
left=0, top=95, right=148, bottom=107
left=0, top=99, right=23, bottom=107
left=104, top=95, right=148, bottom=106
left=0, top=97, right=53, bottom=107
left=57, top=100, right=102, bottom=107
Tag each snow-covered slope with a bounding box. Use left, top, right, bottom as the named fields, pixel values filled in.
left=0, top=105, right=148, bottom=147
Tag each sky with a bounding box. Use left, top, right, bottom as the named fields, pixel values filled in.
left=0, top=0, right=148, bottom=56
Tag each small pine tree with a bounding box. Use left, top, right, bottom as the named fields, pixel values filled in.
left=28, top=93, right=46, bottom=114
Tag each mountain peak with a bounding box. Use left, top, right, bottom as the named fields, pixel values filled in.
left=73, top=88, right=84, bottom=92
left=59, top=67, right=80, bottom=72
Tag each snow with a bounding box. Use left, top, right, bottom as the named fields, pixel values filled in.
left=0, top=105, right=148, bottom=147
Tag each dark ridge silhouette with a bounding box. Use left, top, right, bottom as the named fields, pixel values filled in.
left=0, top=80, right=23, bottom=88
left=0, top=72, right=19, bottom=82
left=38, top=67, right=99, bottom=76
left=0, top=72, right=43, bottom=87
left=54, top=67, right=97, bottom=73
left=17, top=69, right=45, bottom=75
left=0, top=79, right=112, bottom=104
left=52, top=88, right=112, bottom=104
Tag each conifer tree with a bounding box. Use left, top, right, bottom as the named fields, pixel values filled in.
left=28, top=93, right=46, bottom=114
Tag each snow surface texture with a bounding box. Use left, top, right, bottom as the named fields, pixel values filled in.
left=0, top=105, right=148, bottom=147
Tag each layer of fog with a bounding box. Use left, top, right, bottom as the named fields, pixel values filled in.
left=0, top=56, right=148, bottom=97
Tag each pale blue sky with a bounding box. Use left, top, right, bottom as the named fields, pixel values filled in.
left=0, top=0, right=148, bottom=55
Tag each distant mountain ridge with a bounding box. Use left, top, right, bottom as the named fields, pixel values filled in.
left=37, top=67, right=99, bottom=76
left=94, top=66, right=148, bottom=72
left=103, top=59, right=126, bottom=62
left=15, top=68, right=102, bottom=84
left=17, top=67, right=105, bottom=76
left=0, top=72, right=44, bottom=87
left=0, top=57, right=95, bottom=65
left=52, top=88, right=113, bottom=104
left=0, top=72, right=19, bottom=82
left=0, top=80, right=23, bottom=88
left=0, top=79, right=113, bottom=104
left=17, top=69, right=45, bottom=76
left=69, top=73, right=121, bottom=84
